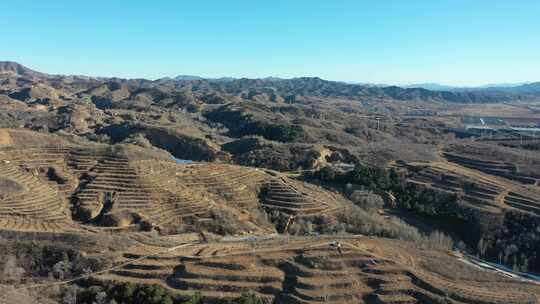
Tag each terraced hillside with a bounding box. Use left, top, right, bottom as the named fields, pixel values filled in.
left=260, top=178, right=340, bottom=216
left=163, top=162, right=343, bottom=219
left=0, top=146, right=77, bottom=199
left=0, top=130, right=347, bottom=234
left=444, top=152, right=539, bottom=186
left=504, top=191, right=540, bottom=215
left=407, top=166, right=506, bottom=214
left=406, top=159, right=540, bottom=217
left=94, top=237, right=540, bottom=304
left=0, top=159, right=75, bottom=232
left=69, top=149, right=215, bottom=229
left=173, top=163, right=270, bottom=210
left=0, top=145, right=211, bottom=232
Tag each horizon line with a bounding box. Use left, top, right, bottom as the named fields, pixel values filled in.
left=2, top=60, right=538, bottom=88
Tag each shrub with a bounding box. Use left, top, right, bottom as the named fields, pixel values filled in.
left=60, top=285, right=79, bottom=304
left=238, top=292, right=266, bottom=304
left=2, top=254, right=25, bottom=282
left=421, top=231, right=454, bottom=251
left=77, top=282, right=173, bottom=304
left=73, top=282, right=268, bottom=304
left=334, top=206, right=454, bottom=250
left=287, top=218, right=313, bottom=235
left=182, top=292, right=202, bottom=304
left=350, top=190, right=384, bottom=212
left=196, top=209, right=239, bottom=235
left=0, top=242, right=111, bottom=282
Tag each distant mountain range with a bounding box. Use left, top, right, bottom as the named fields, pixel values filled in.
left=402, top=82, right=540, bottom=94
left=1, top=61, right=540, bottom=103
left=485, top=82, right=540, bottom=94
left=403, top=83, right=471, bottom=91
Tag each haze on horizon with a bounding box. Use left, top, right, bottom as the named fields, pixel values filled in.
left=1, top=0, right=539, bottom=86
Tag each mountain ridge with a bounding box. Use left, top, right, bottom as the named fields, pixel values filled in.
left=2, top=61, right=539, bottom=103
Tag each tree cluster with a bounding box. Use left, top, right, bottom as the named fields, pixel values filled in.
left=71, top=283, right=267, bottom=304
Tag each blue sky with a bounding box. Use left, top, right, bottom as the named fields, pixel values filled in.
left=1, top=0, right=539, bottom=85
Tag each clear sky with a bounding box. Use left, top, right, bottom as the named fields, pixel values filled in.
left=1, top=0, right=539, bottom=86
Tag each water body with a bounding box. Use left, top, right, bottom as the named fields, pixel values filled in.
left=171, top=156, right=194, bottom=164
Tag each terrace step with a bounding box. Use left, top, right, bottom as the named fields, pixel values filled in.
left=374, top=294, right=418, bottom=304
left=110, top=269, right=172, bottom=280
left=291, top=285, right=371, bottom=303
left=178, top=263, right=284, bottom=283
left=170, top=277, right=282, bottom=295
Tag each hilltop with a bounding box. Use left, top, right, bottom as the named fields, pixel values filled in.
left=0, top=61, right=47, bottom=78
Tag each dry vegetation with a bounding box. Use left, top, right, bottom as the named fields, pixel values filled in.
left=1, top=63, right=540, bottom=303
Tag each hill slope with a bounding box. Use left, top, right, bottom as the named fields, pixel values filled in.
left=0, top=61, right=47, bottom=78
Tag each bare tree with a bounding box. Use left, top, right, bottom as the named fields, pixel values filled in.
left=2, top=254, right=25, bottom=282
left=61, top=286, right=78, bottom=304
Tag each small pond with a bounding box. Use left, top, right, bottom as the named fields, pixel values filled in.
left=171, top=156, right=194, bottom=164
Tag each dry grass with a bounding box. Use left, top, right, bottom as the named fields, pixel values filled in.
left=91, top=237, right=540, bottom=304
left=0, top=129, right=14, bottom=146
